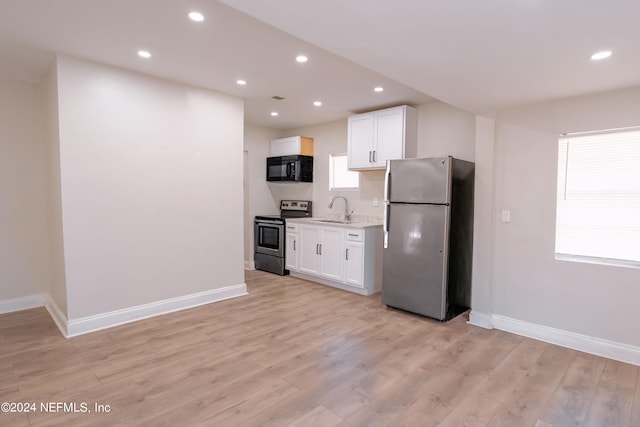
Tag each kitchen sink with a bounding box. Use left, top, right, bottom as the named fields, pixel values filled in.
left=312, top=219, right=356, bottom=224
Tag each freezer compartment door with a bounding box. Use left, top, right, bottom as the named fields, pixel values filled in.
left=382, top=203, right=449, bottom=320
left=386, top=157, right=452, bottom=204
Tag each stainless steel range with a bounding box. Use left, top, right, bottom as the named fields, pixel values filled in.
left=254, top=200, right=312, bottom=275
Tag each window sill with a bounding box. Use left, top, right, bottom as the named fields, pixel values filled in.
left=555, top=253, right=640, bottom=269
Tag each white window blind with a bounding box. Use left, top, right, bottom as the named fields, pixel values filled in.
left=329, top=154, right=359, bottom=190
left=555, top=128, right=640, bottom=266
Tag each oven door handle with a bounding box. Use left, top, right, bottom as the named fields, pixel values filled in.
left=255, top=219, right=283, bottom=225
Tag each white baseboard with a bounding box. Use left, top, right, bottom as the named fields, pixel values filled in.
left=290, top=272, right=374, bottom=296
left=9, top=289, right=639, bottom=366
left=45, top=296, right=69, bottom=337
left=244, top=260, right=255, bottom=270
left=63, top=283, right=248, bottom=337
left=489, top=314, right=640, bottom=367
left=0, top=294, right=45, bottom=314
left=467, top=310, right=493, bottom=329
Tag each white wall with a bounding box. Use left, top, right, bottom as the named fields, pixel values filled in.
left=469, top=114, right=496, bottom=324
left=417, top=101, right=476, bottom=161
left=41, top=61, right=68, bottom=315
left=489, top=85, right=640, bottom=347
left=0, top=79, right=48, bottom=302
left=244, top=124, right=280, bottom=267
left=55, top=56, right=245, bottom=320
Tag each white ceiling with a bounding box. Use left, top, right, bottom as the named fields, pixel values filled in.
left=1, top=1, right=639, bottom=129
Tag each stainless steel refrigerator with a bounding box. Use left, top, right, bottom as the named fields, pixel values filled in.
left=382, top=156, right=474, bottom=321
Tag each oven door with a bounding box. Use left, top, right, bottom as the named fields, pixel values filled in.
left=254, top=219, right=284, bottom=257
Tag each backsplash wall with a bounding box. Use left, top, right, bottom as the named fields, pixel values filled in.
left=278, top=100, right=476, bottom=221
left=278, top=119, right=385, bottom=222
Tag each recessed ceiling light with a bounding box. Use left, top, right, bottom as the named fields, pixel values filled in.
left=270, top=112, right=279, bottom=117
left=188, top=11, right=205, bottom=22
left=137, top=50, right=151, bottom=59
left=374, top=86, right=384, bottom=92
left=296, top=55, right=308, bottom=63
left=236, top=79, right=247, bottom=85
left=313, top=101, right=322, bottom=107
left=591, top=50, right=612, bottom=60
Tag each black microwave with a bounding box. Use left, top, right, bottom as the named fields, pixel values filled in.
left=266, top=155, right=313, bottom=182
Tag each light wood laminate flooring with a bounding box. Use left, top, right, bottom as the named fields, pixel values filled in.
left=1, top=270, right=639, bottom=426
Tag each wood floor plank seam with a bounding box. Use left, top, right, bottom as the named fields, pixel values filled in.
left=0, top=270, right=638, bottom=427
left=528, top=348, right=577, bottom=427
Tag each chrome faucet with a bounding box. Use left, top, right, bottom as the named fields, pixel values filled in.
left=328, top=195, right=352, bottom=221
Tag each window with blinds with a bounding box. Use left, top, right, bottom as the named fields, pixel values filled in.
left=555, top=128, right=640, bottom=267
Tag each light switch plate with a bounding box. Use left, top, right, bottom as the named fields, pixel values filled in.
left=501, top=210, right=511, bottom=223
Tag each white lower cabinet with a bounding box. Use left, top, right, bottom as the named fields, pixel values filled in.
left=318, top=227, right=344, bottom=281
left=344, top=233, right=365, bottom=288
left=285, top=224, right=299, bottom=272
left=289, top=221, right=382, bottom=296
left=298, top=225, right=320, bottom=275
left=298, top=225, right=344, bottom=281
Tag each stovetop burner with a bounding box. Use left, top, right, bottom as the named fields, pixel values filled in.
left=280, top=200, right=312, bottom=218
left=255, top=200, right=312, bottom=222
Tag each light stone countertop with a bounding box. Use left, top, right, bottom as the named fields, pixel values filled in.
left=286, top=217, right=382, bottom=229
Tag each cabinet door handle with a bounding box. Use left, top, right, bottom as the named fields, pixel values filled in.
left=293, top=240, right=296, bottom=251
left=368, top=150, right=372, bottom=163
left=319, top=244, right=322, bottom=255
left=373, top=150, right=377, bottom=163
left=316, top=244, right=319, bottom=255
left=345, top=248, right=349, bottom=260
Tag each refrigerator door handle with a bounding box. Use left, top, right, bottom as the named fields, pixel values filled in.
left=383, top=160, right=391, bottom=249
left=384, top=161, right=391, bottom=202
left=383, top=201, right=390, bottom=249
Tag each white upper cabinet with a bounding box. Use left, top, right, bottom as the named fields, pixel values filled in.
left=347, top=114, right=375, bottom=168
left=347, top=105, right=417, bottom=170
left=269, top=136, right=314, bottom=157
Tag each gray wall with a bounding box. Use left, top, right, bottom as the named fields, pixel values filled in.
left=55, top=56, right=246, bottom=319
left=486, top=85, right=640, bottom=347
left=0, top=79, right=48, bottom=304
left=1, top=55, right=247, bottom=325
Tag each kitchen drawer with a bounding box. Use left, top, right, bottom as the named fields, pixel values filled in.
left=345, top=230, right=363, bottom=242
left=285, top=223, right=299, bottom=233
